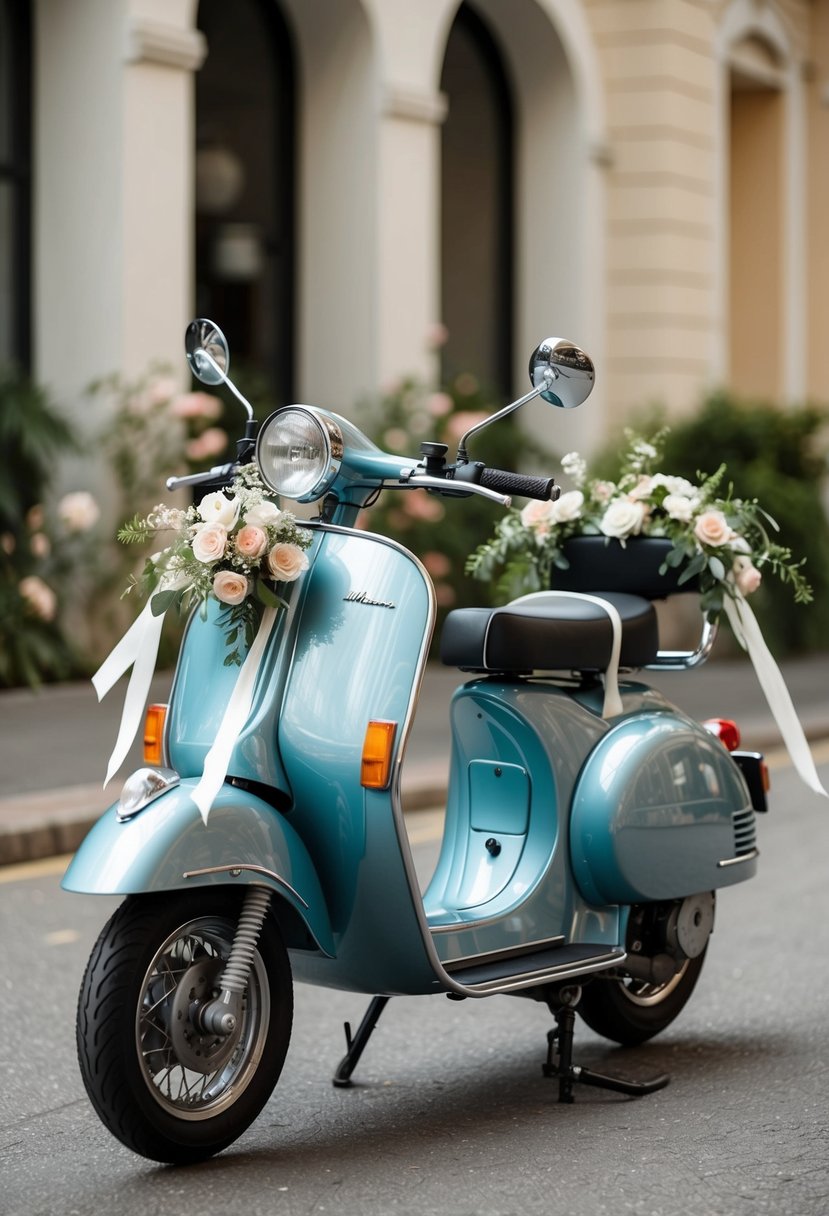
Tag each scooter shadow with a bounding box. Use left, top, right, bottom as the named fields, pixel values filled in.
left=146, top=1028, right=785, bottom=1174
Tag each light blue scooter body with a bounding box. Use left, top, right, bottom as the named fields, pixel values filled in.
left=63, top=522, right=758, bottom=998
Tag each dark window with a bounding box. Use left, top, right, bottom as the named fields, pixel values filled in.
left=0, top=0, right=32, bottom=370
left=195, top=0, right=295, bottom=404
left=440, top=4, right=514, bottom=397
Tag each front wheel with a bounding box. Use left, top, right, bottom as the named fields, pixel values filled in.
left=577, top=950, right=707, bottom=1046
left=76, top=889, right=293, bottom=1163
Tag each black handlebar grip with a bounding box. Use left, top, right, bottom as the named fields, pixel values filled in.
left=478, top=468, right=557, bottom=501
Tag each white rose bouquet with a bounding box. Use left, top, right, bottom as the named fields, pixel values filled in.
left=466, top=429, right=812, bottom=621
left=118, top=463, right=312, bottom=664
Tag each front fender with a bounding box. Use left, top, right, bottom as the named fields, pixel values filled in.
left=61, top=778, right=334, bottom=955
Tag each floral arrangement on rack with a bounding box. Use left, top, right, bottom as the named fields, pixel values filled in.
left=466, top=429, right=812, bottom=620
left=118, top=463, right=312, bottom=665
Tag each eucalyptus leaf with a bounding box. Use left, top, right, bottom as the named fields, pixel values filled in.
left=150, top=589, right=177, bottom=616
left=708, top=555, right=726, bottom=580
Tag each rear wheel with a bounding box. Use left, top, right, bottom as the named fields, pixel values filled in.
left=577, top=950, right=707, bottom=1046
left=76, top=889, right=292, bottom=1163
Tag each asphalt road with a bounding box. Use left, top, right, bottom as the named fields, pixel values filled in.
left=1, top=746, right=829, bottom=1216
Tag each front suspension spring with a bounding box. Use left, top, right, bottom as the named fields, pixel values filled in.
left=219, top=886, right=273, bottom=994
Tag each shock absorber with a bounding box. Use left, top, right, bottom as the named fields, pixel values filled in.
left=199, top=886, right=273, bottom=1036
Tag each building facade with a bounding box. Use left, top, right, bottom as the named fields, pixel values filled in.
left=2, top=0, right=828, bottom=456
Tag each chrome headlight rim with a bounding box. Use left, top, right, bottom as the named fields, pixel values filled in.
left=255, top=406, right=344, bottom=502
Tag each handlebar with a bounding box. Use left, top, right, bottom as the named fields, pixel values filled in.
left=165, top=463, right=235, bottom=492
left=478, top=468, right=558, bottom=501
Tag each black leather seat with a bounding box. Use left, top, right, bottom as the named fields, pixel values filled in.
left=439, top=592, right=659, bottom=673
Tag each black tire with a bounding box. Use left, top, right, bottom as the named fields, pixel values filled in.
left=577, top=950, right=707, bottom=1046
left=76, top=889, right=293, bottom=1164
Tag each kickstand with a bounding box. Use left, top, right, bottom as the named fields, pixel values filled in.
left=542, top=987, right=670, bottom=1103
left=333, top=995, right=390, bottom=1088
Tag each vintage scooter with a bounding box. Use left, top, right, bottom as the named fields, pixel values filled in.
left=64, top=320, right=767, bottom=1164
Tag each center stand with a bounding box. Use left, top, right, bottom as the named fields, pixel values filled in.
left=543, top=986, right=670, bottom=1103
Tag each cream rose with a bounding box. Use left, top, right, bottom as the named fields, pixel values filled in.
left=694, top=509, right=733, bottom=548
left=733, top=554, right=762, bottom=596
left=267, top=542, right=309, bottom=582
left=234, top=524, right=268, bottom=561
left=599, top=498, right=646, bottom=540
left=213, top=570, right=249, bottom=605
left=198, top=491, right=239, bottom=529
left=520, top=499, right=556, bottom=531
left=551, top=490, right=584, bottom=524
left=58, top=490, right=100, bottom=532
left=191, top=523, right=228, bottom=563
left=244, top=500, right=282, bottom=528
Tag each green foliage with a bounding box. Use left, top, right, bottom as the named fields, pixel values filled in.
left=0, top=367, right=82, bottom=686
left=604, top=394, right=829, bottom=654
left=356, top=371, right=554, bottom=643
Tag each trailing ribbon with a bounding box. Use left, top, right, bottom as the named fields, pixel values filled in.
left=723, top=590, right=827, bottom=798
left=512, top=590, right=624, bottom=717
left=92, top=596, right=168, bottom=787
left=94, top=592, right=280, bottom=823
left=191, top=604, right=278, bottom=823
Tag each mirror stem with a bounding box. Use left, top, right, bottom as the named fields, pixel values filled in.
left=198, top=350, right=255, bottom=423
left=456, top=374, right=554, bottom=462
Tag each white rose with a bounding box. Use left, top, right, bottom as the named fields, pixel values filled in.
left=267, top=542, right=309, bottom=582
left=663, top=493, right=695, bottom=523
left=198, top=491, right=239, bottom=529
left=551, top=490, right=584, bottom=524
left=244, top=500, right=282, bottom=528
left=191, top=523, right=228, bottom=563
left=600, top=498, right=646, bottom=540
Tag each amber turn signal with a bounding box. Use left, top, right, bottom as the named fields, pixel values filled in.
left=143, top=703, right=168, bottom=766
left=360, top=720, right=397, bottom=789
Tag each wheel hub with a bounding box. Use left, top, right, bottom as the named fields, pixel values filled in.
left=168, top=957, right=241, bottom=1074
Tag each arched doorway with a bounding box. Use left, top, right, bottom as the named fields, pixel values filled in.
left=440, top=3, right=514, bottom=398
left=195, top=0, right=295, bottom=403
left=727, top=35, right=786, bottom=399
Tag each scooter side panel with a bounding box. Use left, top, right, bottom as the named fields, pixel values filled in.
left=61, top=779, right=334, bottom=954
left=278, top=529, right=441, bottom=994
left=571, top=714, right=758, bottom=904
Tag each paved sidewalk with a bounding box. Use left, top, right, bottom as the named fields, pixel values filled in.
left=1, top=653, right=828, bottom=866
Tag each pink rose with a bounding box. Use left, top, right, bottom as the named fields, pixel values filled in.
left=191, top=523, right=228, bottom=563
left=212, top=570, right=249, bottom=605
left=267, top=543, right=309, bottom=582
left=520, top=499, right=555, bottom=532
left=234, top=524, right=268, bottom=561
left=185, top=427, right=228, bottom=462
left=19, top=575, right=57, bottom=621
left=170, top=391, right=222, bottom=420
left=694, top=510, right=733, bottom=548
left=733, top=555, right=762, bottom=596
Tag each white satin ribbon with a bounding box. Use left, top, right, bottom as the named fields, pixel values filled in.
left=92, top=596, right=167, bottom=786
left=723, top=591, right=827, bottom=798
left=191, top=604, right=279, bottom=823
left=511, top=591, right=624, bottom=717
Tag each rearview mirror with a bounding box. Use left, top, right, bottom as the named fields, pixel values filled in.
left=529, top=338, right=594, bottom=409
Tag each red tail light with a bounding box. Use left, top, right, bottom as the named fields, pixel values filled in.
left=702, top=718, right=741, bottom=752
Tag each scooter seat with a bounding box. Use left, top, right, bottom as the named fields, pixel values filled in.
left=439, top=592, right=659, bottom=673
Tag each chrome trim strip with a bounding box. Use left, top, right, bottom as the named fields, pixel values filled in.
left=442, top=935, right=566, bottom=970
left=646, top=617, right=718, bottom=671
left=717, top=848, right=760, bottom=869
left=182, top=863, right=309, bottom=908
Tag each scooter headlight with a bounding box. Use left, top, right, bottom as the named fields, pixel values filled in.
left=256, top=407, right=343, bottom=502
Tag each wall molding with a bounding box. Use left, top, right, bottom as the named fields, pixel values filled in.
left=124, top=17, right=207, bottom=72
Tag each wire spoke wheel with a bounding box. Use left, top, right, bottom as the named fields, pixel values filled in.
left=77, top=890, right=292, bottom=1163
